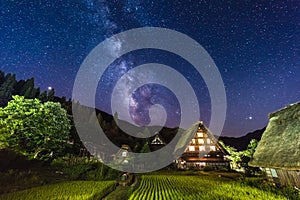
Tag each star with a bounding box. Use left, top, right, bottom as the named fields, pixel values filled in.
left=0, top=0, right=298, bottom=137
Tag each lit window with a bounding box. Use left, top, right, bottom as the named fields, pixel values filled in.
left=207, top=139, right=211, bottom=144
left=196, top=162, right=206, bottom=167
left=198, top=139, right=204, bottom=144
left=270, top=169, right=278, bottom=178
left=192, top=139, right=196, bottom=144
left=189, top=146, right=195, bottom=151
left=122, top=151, right=127, bottom=157
left=210, top=146, right=216, bottom=151
left=197, top=132, right=204, bottom=137
left=199, top=146, right=205, bottom=151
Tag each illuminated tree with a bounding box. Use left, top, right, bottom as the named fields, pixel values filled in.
left=0, top=96, right=71, bottom=161
left=220, top=139, right=260, bottom=176
left=219, top=141, right=243, bottom=169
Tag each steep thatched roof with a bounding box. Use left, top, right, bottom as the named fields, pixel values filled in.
left=173, top=121, right=228, bottom=156
left=250, top=102, right=300, bottom=170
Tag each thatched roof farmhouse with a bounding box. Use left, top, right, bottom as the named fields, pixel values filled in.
left=175, top=121, right=230, bottom=170
left=250, top=102, right=300, bottom=188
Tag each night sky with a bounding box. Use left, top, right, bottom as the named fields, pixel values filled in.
left=1, top=0, right=299, bottom=137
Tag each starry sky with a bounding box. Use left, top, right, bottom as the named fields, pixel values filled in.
left=1, top=0, right=299, bottom=137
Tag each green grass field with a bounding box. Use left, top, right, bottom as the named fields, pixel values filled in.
left=129, top=174, right=289, bottom=200
left=0, top=181, right=116, bottom=200
left=1, top=172, right=297, bottom=200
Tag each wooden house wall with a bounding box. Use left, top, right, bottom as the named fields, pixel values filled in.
left=276, top=169, right=300, bottom=188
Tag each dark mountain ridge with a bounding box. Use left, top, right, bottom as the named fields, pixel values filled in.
left=0, top=70, right=265, bottom=153
left=219, top=127, right=266, bottom=151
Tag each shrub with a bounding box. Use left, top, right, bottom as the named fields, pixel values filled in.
left=0, top=96, right=70, bottom=161
left=281, top=185, right=300, bottom=200
left=51, top=156, right=122, bottom=181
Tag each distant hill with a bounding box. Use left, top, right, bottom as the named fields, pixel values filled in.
left=219, top=127, right=266, bottom=151
left=0, top=70, right=267, bottom=154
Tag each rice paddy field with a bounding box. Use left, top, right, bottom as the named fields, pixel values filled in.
left=0, top=181, right=116, bottom=200
left=128, top=174, right=290, bottom=200
left=0, top=172, right=297, bottom=200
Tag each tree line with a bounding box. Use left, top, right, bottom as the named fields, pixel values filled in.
left=0, top=71, right=169, bottom=162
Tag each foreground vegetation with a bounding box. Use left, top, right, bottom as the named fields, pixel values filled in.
left=1, top=170, right=298, bottom=200
left=0, top=181, right=116, bottom=200
left=0, top=73, right=298, bottom=199
left=129, top=174, right=292, bottom=200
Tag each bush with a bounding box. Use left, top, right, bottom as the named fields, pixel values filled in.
left=0, top=170, right=50, bottom=194
left=281, top=185, right=300, bottom=200
left=51, top=156, right=122, bottom=181
left=240, top=177, right=300, bottom=199
left=0, top=96, right=71, bottom=161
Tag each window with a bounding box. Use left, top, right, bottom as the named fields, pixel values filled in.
left=122, top=151, right=127, bottom=157
left=270, top=169, right=278, bottom=178
left=196, top=162, right=206, bottom=167
left=210, top=146, right=216, bottom=151
left=189, top=146, right=195, bottom=151
left=199, top=146, right=205, bottom=151
left=197, top=132, right=204, bottom=137
left=198, top=139, right=204, bottom=144
left=192, top=139, right=196, bottom=144
left=207, top=139, right=211, bottom=144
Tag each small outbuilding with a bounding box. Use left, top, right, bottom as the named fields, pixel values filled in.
left=114, top=144, right=132, bottom=164
left=250, top=102, right=300, bottom=188
left=150, top=132, right=166, bottom=151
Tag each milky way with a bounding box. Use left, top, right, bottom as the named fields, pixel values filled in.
left=0, top=0, right=299, bottom=136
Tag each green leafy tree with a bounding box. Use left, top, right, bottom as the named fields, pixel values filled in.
left=243, top=139, right=258, bottom=158
left=24, top=86, right=35, bottom=98
left=47, top=88, right=55, bottom=101
left=13, top=79, right=26, bottom=95
left=39, top=91, right=48, bottom=102
left=220, top=139, right=260, bottom=176
left=19, top=78, right=34, bottom=96
left=0, top=71, right=5, bottom=85
left=241, top=139, right=260, bottom=176
left=0, top=96, right=71, bottom=161
left=140, top=141, right=151, bottom=153
left=0, top=74, right=16, bottom=107
left=219, top=141, right=243, bottom=169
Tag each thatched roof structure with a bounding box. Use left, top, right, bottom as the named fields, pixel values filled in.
left=174, top=121, right=228, bottom=159
left=151, top=133, right=165, bottom=145
left=250, top=102, right=300, bottom=170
